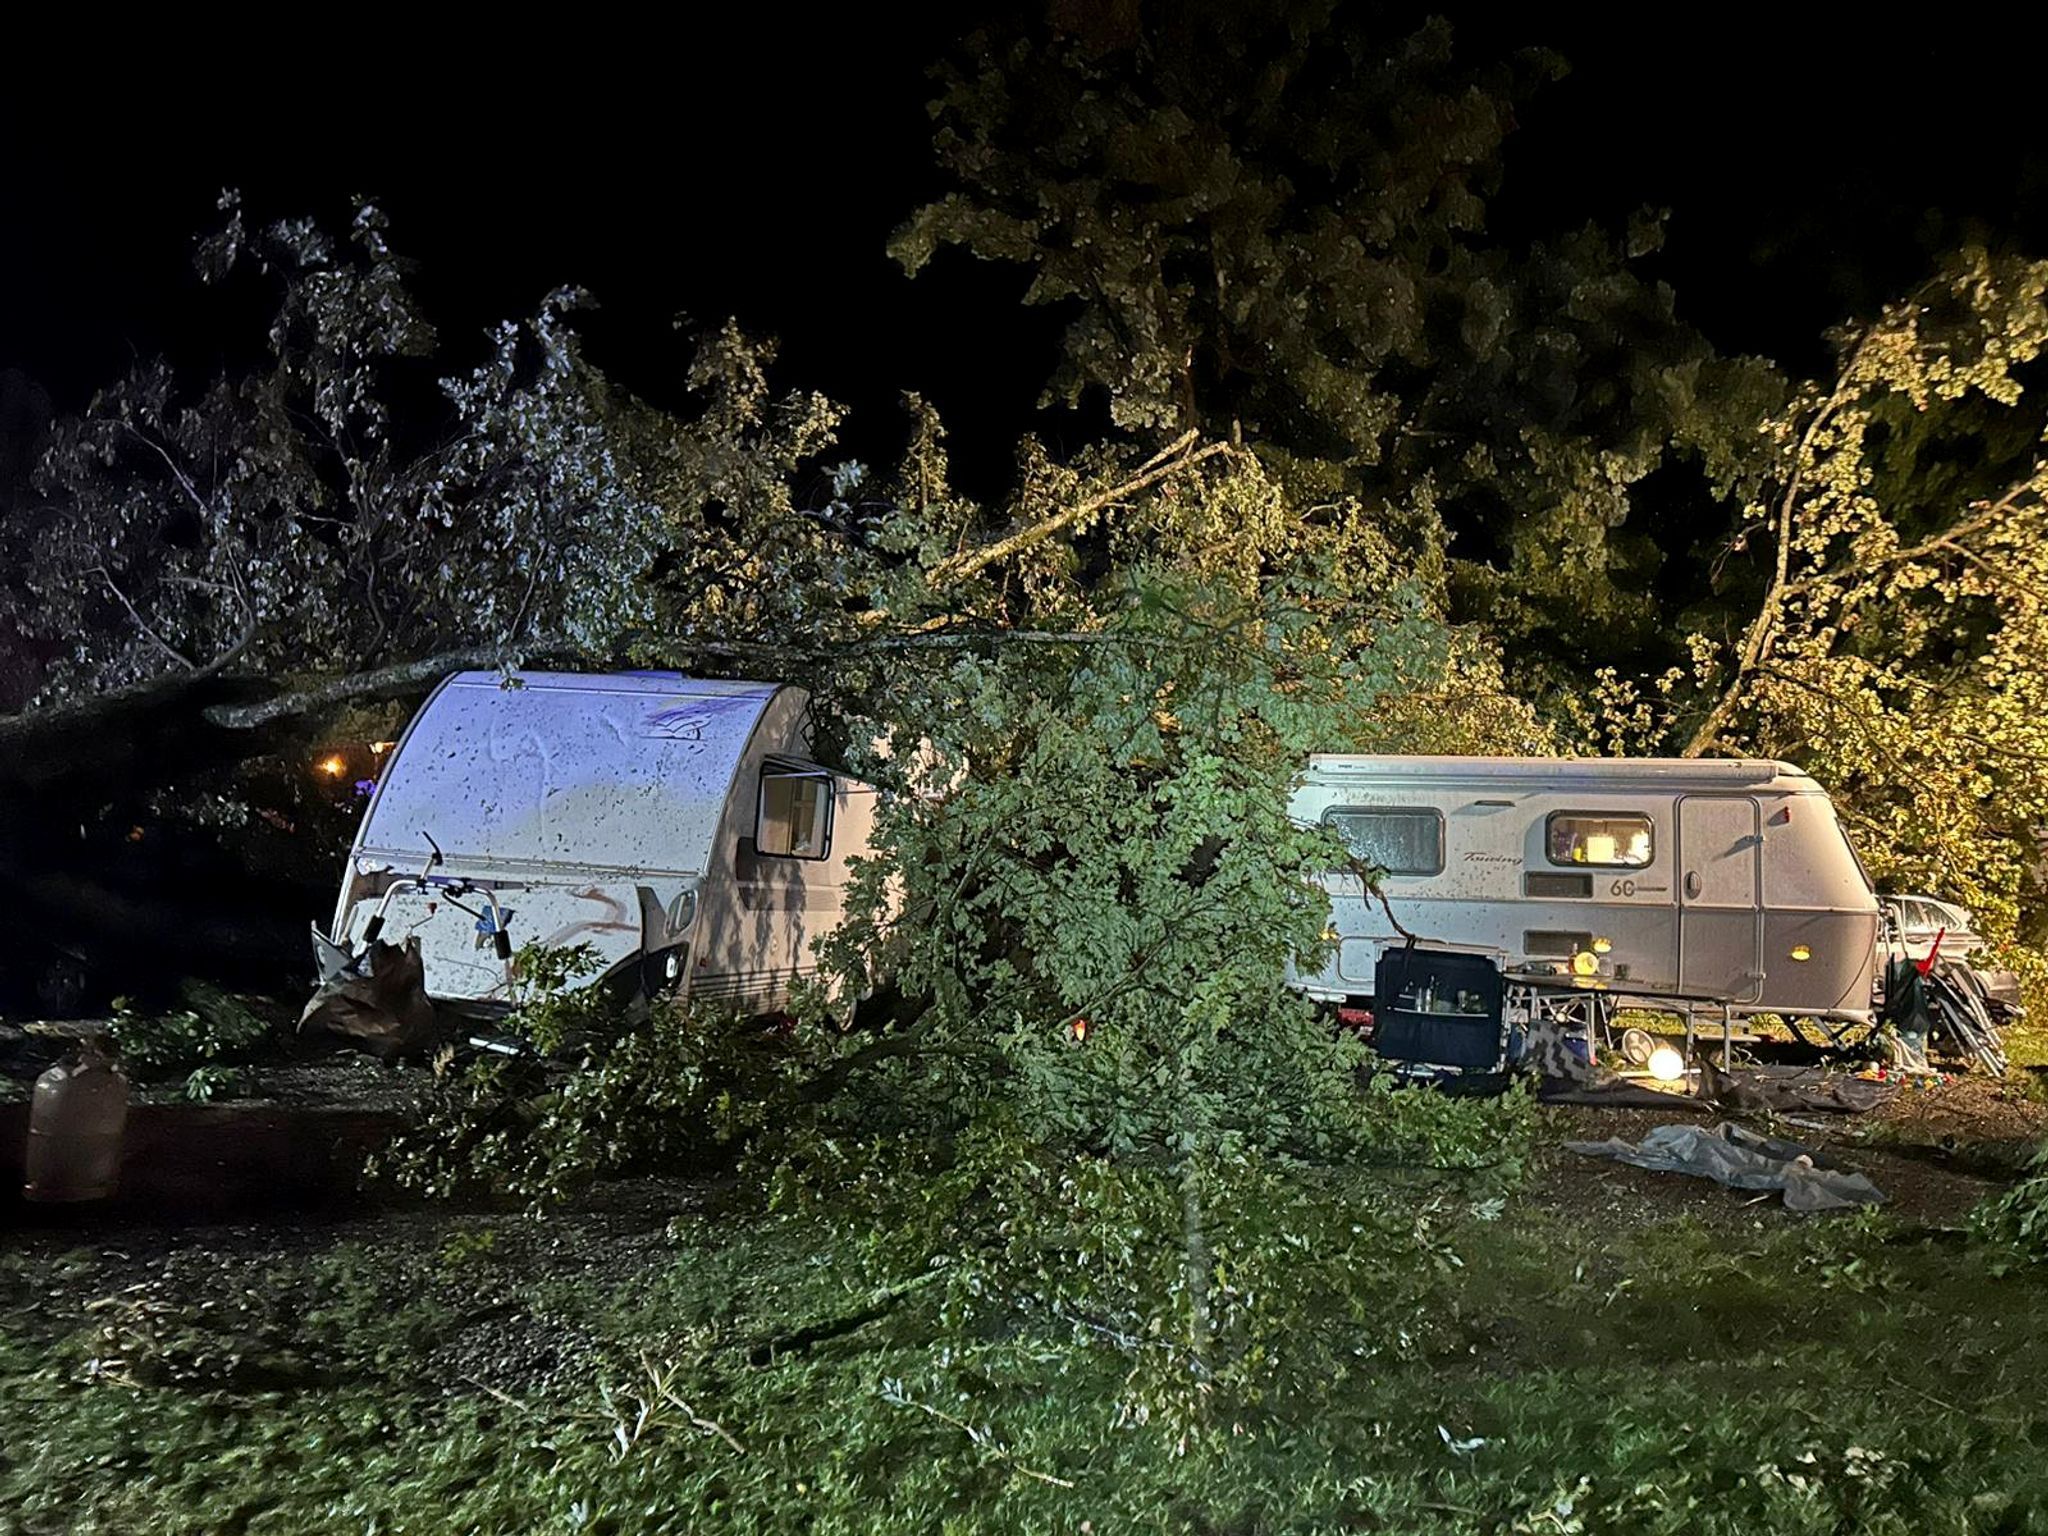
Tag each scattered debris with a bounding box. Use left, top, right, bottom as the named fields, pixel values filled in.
left=1697, top=1061, right=1898, bottom=1116
left=299, top=934, right=438, bottom=1059
left=1564, top=1121, right=1886, bottom=1212
left=174, top=978, right=272, bottom=1051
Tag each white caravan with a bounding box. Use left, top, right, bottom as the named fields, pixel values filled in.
left=1290, top=756, right=1881, bottom=1024
left=327, top=671, right=879, bottom=1014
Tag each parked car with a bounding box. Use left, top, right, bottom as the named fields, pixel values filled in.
left=1880, top=893, right=2024, bottom=1016
left=1881, top=894, right=1988, bottom=962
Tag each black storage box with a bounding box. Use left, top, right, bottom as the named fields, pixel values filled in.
left=1372, top=947, right=1507, bottom=1070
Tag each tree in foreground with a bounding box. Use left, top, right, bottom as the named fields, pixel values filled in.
left=396, top=412, right=1540, bottom=1437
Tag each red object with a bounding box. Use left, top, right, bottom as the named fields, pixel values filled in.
left=1336, top=1006, right=1375, bottom=1036
left=1916, top=927, right=1946, bottom=976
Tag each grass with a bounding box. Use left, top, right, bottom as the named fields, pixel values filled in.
left=6, top=1154, right=2048, bottom=1533
left=2003, top=1020, right=2048, bottom=1076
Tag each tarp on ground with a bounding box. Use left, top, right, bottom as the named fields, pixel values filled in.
left=1563, top=1121, right=1885, bottom=1212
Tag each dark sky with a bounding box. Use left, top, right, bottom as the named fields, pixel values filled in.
left=5, top=5, right=2045, bottom=493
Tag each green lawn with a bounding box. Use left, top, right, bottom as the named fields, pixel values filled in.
left=5, top=1131, right=2048, bottom=1535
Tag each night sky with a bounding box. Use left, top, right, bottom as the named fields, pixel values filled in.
left=5, top=7, right=2046, bottom=495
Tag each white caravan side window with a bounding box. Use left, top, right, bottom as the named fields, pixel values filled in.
left=1547, top=811, right=1653, bottom=869
left=1324, top=807, right=1444, bottom=876
left=757, top=765, right=834, bottom=859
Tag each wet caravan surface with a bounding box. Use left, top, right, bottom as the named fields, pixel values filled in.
left=1290, top=756, right=1881, bottom=1023
left=330, top=672, right=878, bottom=1014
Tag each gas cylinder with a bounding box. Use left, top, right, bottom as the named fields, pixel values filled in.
left=22, top=1039, right=129, bottom=1203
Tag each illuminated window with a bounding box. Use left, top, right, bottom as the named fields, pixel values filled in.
left=757, top=766, right=833, bottom=859
left=1324, top=807, right=1444, bottom=876
left=1547, top=812, right=1653, bottom=869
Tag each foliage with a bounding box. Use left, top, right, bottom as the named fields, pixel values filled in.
left=758, top=1084, right=1534, bottom=1441
left=893, top=4, right=1783, bottom=678
left=8, top=195, right=672, bottom=705
left=9, top=1168, right=2048, bottom=1534
left=1674, top=249, right=2048, bottom=972
left=178, top=1063, right=249, bottom=1103
left=6, top=40, right=2048, bottom=1536
left=106, top=978, right=270, bottom=1075
left=386, top=434, right=1547, bottom=1441
left=780, top=442, right=1532, bottom=1153
left=635, top=321, right=874, bottom=659
left=377, top=996, right=781, bottom=1208
left=893, top=5, right=2048, bottom=956
left=1971, top=1139, right=2048, bottom=1270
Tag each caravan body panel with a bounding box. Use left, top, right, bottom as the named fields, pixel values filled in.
left=689, top=686, right=882, bottom=1009
left=331, top=671, right=876, bottom=1015
left=1291, top=756, right=1879, bottom=1022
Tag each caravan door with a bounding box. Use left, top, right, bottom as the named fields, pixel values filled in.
left=1676, top=795, right=1764, bottom=1002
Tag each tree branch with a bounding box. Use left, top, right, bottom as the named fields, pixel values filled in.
left=1684, top=360, right=1863, bottom=757
left=923, top=433, right=1235, bottom=588
left=670, top=627, right=1197, bottom=670
left=91, top=565, right=195, bottom=670
left=121, top=422, right=215, bottom=524
left=1678, top=338, right=2048, bottom=758
left=197, top=641, right=570, bottom=730
left=1771, top=488, right=2038, bottom=604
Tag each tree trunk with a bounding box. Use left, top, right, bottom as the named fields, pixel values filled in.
left=0, top=643, right=563, bottom=795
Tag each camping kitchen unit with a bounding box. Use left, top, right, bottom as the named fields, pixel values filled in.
left=327, top=671, right=879, bottom=1015
left=1290, top=756, right=1881, bottom=1025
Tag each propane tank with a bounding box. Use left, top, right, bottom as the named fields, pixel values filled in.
left=23, top=1038, right=129, bottom=1203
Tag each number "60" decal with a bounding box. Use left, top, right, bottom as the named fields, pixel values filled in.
left=1609, top=878, right=1637, bottom=897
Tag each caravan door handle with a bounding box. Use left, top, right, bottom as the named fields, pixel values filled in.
left=1684, top=871, right=1703, bottom=899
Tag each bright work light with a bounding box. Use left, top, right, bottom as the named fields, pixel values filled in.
left=1648, top=1045, right=1686, bottom=1082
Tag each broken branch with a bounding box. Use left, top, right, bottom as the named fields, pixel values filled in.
left=197, top=641, right=570, bottom=730
left=925, top=434, right=1234, bottom=588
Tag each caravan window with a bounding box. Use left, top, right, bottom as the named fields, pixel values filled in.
left=757, top=765, right=834, bottom=859
left=1547, top=812, right=1653, bottom=869
left=1324, top=807, right=1444, bottom=876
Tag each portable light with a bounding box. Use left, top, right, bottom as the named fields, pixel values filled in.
left=1648, top=1045, right=1686, bottom=1082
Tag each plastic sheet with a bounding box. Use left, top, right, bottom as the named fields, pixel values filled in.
left=1563, top=1121, right=1885, bottom=1212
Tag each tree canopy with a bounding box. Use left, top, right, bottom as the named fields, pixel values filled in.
left=1681, top=250, right=2048, bottom=953
left=891, top=3, right=1783, bottom=679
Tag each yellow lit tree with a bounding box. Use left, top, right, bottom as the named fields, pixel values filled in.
left=1682, top=249, right=2048, bottom=967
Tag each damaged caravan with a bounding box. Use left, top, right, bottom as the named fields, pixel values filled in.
left=317, top=675, right=1880, bottom=1072
left=1290, top=755, right=1881, bottom=1027
left=323, top=671, right=879, bottom=1017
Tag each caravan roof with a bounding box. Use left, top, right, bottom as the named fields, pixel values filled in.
left=1304, top=755, right=1814, bottom=791
left=357, top=671, right=790, bottom=879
